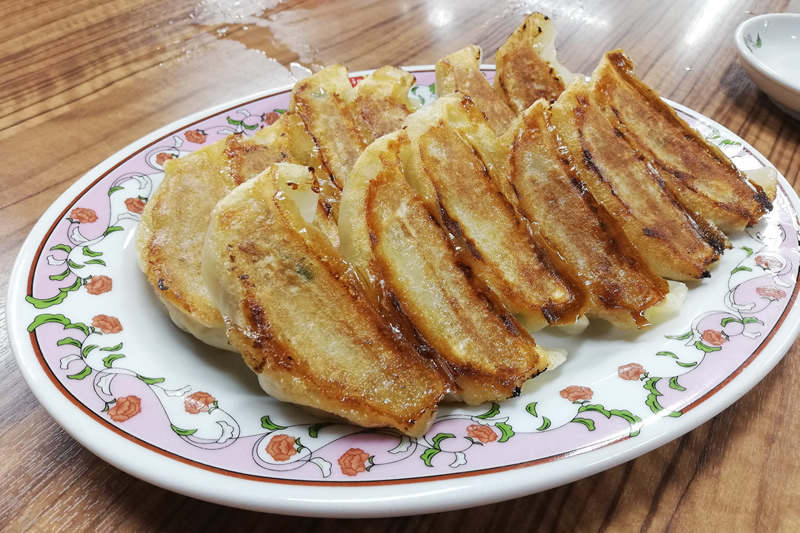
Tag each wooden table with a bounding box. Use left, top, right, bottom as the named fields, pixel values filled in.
left=2, top=0, right=799, bottom=530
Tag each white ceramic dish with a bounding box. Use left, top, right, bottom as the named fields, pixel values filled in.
left=735, top=13, right=800, bottom=119
left=7, top=67, right=800, bottom=518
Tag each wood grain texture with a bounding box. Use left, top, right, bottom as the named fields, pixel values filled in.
left=1, top=0, right=798, bottom=530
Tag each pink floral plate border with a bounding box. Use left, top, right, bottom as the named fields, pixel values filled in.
left=7, top=67, right=800, bottom=516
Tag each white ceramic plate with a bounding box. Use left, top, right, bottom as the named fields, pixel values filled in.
left=7, top=67, right=800, bottom=518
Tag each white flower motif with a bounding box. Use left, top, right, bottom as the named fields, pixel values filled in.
left=310, top=457, right=332, bottom=477
left=59, top=354, right=82, bottom=369
left=449, top=452, right=467, bottom=468
left=388, top=435, right=413, bottom=454
left=216, top=420, right=235, bottom=443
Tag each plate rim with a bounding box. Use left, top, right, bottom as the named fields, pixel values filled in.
left=7, top=67, right=800, bottom=517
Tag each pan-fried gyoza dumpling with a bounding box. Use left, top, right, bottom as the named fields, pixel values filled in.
left=202, top=163, right=450, bottom=436
left=503, top=100, right=672, bottom=328
left=436, top=45, right=516, bottom=134
left=494, top=12, right=578, bottom=111
left=589, top=50, right=773, bottom=232
left=550, top=80, right=727, bottom=281
left=339, top=131, right=552, bottom=405
left=136, top=112, right=336, bottom=350
left=290, top=65, right=419, bottom=189
left=402, top=96, right=587, bottom=330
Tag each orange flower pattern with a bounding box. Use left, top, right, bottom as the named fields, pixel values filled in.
left=266, top=434, right=297, bottom=462
left=156, top=152, right=174, bottom=166
left=264, top=111, right=280, bottom=125
left=85, top=275, right=112, bottom=295
left=184, top=391, right=216, bottom=414
left=755, top=255, right=782, bottom=271
left=467, top=424, right=498, bottom=444
left=70, top=207, right=97, bottom=224
left=756, top=286, right=787, bottom=300
left=338, top=448, right=370, bottom=476
left=125, top=197, right=146, bottom=214
left=618, top=363, right=646, bottom=381
left=184, top=129, right=207, bottom=143
left=560, top=385, right=593, bottom=402
left=108, top=396, right=141, bottom=422
left=701, top=329, right=726, bottom=346
left=92, top=314, right=123, bottom=334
